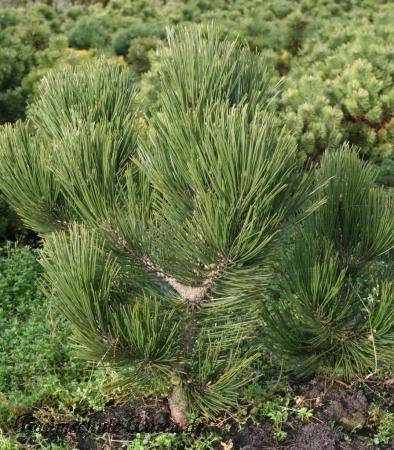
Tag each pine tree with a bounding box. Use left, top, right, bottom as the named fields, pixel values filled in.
left=0, top=25, right=313, bottom=426
left=265, top=146, right=394, bottom=380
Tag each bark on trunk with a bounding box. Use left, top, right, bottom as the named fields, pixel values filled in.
left=168, top=383, right=188, bottom=428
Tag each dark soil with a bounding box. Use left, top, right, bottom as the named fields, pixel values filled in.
left=17, top=402, right=173, bottom=449
left=14, top=381, right=394, bottom=449
left=232, top=421, right=369, bottom=450
left=226, top=385, right=380, bottom=450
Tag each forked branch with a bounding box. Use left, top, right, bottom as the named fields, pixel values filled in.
left=142, top=255, right=228, bottom=305
left=106, top=226, right=228, bottom=304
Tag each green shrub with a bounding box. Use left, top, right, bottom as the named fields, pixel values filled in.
left=65, top=5, right=85, bottom=21
left=280, top=74, right=343, bottom=158
left=0, top=35, right=33, bottom=123
left=113, top=28, right=136, bottom=56
left=112, top=23, right=165, bottom=56
left=126, top=36, right=157, bottom=74
left=0, top=3, right=59, bottom=123
left=104, top=0, right=159, bottom=26
left=68, top=17, right=108, bottom=50
left=0, top=27, right=310, bottom=428
left=265, top=148, right=394, bottom=380
left=278, top=5, right=393, bottom=181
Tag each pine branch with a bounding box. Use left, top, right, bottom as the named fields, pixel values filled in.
left=142, top=255, right=229, bottom=305
left=104, top=222, right=230, bottom=305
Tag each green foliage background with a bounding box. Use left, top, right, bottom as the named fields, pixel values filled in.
left=0, top=0, right=392, bottom=186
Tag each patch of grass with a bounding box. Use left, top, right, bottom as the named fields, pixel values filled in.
left=0, top=243, right=107, bottom=430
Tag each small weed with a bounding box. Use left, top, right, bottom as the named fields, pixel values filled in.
left=259, top=399, right=313, bottom=441
left=366, top=403, right=394, bottom=446
left=243, top=379, right=313, bottom=442
left=125, top=431, right=220, bottom=450
left=126, top=432, right=179, bottom=449
left=296, top=406, right=314, bottom=421
left=260, top=400, right=289, bottom=441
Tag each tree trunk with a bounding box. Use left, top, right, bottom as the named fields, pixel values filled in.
left=168, top=383, right=188, bottom=428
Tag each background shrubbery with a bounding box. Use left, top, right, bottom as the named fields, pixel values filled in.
left=0, top=0, right=392, bottom=190
left=0, top=3, right=59, bottom=123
